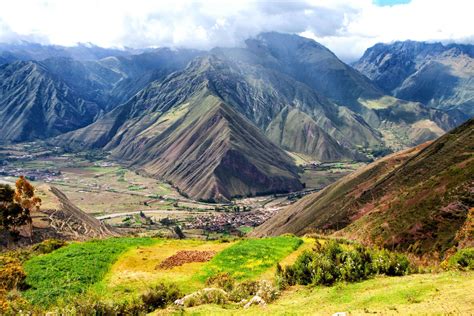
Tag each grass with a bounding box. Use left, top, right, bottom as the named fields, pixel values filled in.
left=197, top=236, right=303, bottom=281
left=23, top=237, right=157, bottom=306
left=187, top=271, right=474, bottom=315
left=94, top=239, right=234, bottom=299
left=93, top=236, right=303, bottom=301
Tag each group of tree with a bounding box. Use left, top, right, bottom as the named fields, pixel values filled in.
left=0, top=176, right=41, bottom=240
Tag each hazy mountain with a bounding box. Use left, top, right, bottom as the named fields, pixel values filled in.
left=252, top=118, right=474, bottom=254
left=0, top=61, right=103, bottom=142
left=0, top=41, right=134, bottom=63
left=0, top=48, right=202, bottom=142
left=354, top=41, right=474, bottom=116
left=57, top=53, right=379, bottom=160
left=213, top=33, right=462, bottom=151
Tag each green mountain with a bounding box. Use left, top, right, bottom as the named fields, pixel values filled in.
left=0, top=49, right=202, bottom=143
left=252, top=118, right=474, bottom=254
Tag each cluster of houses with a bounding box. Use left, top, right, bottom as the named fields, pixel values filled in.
left=0, top=165, right=61, bottom=182
left=183, top=207, right=280, bottom=233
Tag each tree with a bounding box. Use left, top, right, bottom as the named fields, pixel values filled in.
left=0, top=176, right=41, bottom=238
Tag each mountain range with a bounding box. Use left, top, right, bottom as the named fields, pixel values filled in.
left=0, top=33, right=471, bottom=201
left=354, top=40, right=474, bottom=116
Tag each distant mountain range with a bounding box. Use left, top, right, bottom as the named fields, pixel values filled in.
left=0, top=33, right=471, bottom=201
left=252, top=118, right=474, bottom=254
left=354, top=40, right=474, bottom=116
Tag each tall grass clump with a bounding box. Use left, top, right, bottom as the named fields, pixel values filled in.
left=276, top=240, right=410, bottom=288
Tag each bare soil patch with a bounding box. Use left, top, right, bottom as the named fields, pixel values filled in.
left=157, top=250, right=216, bottom=269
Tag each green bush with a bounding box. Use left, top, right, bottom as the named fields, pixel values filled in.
left=372, top=249, right=410, bottom=276
left=140, top=282, right=182, bottom=311
left=277, top=240, right=410, bottom=287
left=31, top=239, right=66, bottom=254
left=447, top=248, right=474, bottom=270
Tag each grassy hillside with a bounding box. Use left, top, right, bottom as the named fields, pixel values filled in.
left=187, top=271, right=474, bottom=315
left=253, top=119, right=474, bottom=255
left=2, top=236, right=473, bottom=315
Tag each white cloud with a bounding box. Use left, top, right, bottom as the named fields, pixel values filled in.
left=0, top=0, right=472, bottom=61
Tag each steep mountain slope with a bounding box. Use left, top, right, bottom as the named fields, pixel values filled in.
left=242, top=32, right=383, bottom=107
left=1, top=185, right=118, bottom=248
left=58, top=90, right=303, bottom=202
left=354, top=41, right=474, bottom=116
left=58, top=54, right=378, bottom=162
left=99, top=48, right=203, bottom=105
left=252, top=119, right=474, bottom=254
left=0, top=48, right=203, bottom=143
left=0, top=61, right=103, bottom=142
left=214, top=33, right=462, bottom=150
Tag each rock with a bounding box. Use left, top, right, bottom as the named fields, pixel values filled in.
left=174, top=288, right=228, bottom=307
left=332, top=312, right=347, bottom=316
left=243, top=295, right=266, bottom=309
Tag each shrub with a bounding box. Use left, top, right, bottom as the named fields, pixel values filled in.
left=256, top=280, right=279, bottom=303
left=372, top=249, right=410, bottom=276
left=0, top=256, right=26, bottom=291
left=229, top=280, right=259, bottom=302
left=31, top=239, right=66, bottom=254
left=68, top=295, right=146, bottom=316
left=277, top=240, right=410, bottom=287
left=206, top=272, right=235, bottom=292
left=447, top=248, right=474, bottom=270
left=140, top=282, right=182, bottom=311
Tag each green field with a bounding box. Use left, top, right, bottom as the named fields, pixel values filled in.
left=23, top=238, right=157, bottom=306
left=197, top=236, right=303, bottom=281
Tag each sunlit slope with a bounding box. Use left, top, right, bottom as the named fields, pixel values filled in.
left=253, top=119, right=474, bottom=254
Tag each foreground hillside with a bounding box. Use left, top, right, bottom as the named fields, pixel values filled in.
left=253, top=119, right=474, bottom=255
left=1, top=236, right=473, bottom=315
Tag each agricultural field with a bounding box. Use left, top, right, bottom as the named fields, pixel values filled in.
left=1, top=142, right=361, bottom=238
left=3, top=236, right=473, bottom=315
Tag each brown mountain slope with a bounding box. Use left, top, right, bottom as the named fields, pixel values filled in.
left=252, top=119, right=474, bottom=254
left=110, top=93, right=303, bottom=202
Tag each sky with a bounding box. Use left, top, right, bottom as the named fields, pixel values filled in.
left=0, top=0, right=472, bottom=61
